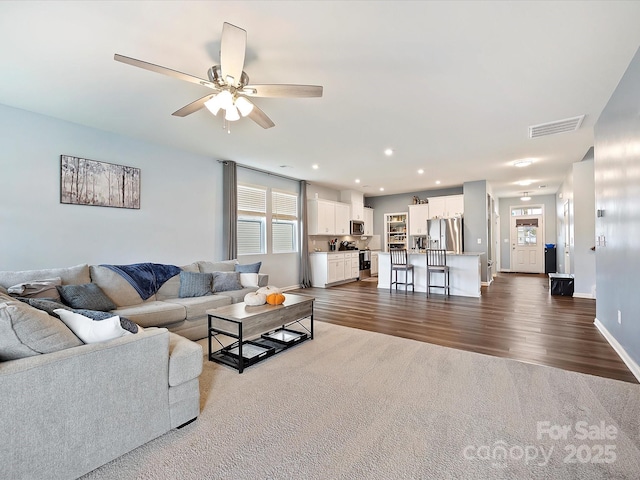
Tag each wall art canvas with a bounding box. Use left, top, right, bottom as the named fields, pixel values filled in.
left=60, top=155, right=140, bottom=209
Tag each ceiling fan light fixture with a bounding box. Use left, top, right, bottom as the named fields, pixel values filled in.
left=235, top=96, right=254, bottom=116
left=225, top=104, right=240, bottom=121
left=204, top=95, right=223, bottom=115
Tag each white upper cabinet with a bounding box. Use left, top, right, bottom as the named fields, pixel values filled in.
left=334, top=202, right=350, bottom=235
left=363, top=207, right=374, bottom=235
left=308, top=199, right=335, bottom=235
left=340, top=190, right=365, bottom=221
left=427, top=194, right=464, bottom=219
left=408, top=204, right=430, bottom=235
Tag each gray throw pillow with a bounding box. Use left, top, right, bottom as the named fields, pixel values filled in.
left=179, top=271, right=213, bottom=298
left=235, top=262, right=262, bottom=274
left=0, top=300, right=83, bottom=361
left=57, top=283, right=117, bottom=311
left=213, top=271, right=243, bottom=292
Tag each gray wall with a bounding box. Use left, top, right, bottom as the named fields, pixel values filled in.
left=462, top=180, right=488, bottom=282
left=0, top=103, right=225, bottom=269
left=498, top=194, right=557, bottom=272
left=365, top=186, right=463, bottom=239
left=594, top=46, right=640, bottom=366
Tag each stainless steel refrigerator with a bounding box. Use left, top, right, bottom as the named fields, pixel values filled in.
left=426, top=218, right=463, bottom=253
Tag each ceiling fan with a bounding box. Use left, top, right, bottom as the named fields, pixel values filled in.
left=114, top=22, right=323, bottom=129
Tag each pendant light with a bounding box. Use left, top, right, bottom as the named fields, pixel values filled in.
left=520, top=192, right=531, bottom=201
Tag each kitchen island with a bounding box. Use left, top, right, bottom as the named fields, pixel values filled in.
left=377, top=251, right=482, bottom=297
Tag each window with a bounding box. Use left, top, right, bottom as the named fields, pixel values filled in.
left=236, top=184, right=299, bottom=255
left=511, top=207, right=542, bottom=216
left=271, top=190, right=298, bottom=253
left=237, top=185, right=266, bottom=255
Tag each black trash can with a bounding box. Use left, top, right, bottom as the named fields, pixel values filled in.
left=544, top=244, right=556, bottom=274
left=549, top=273, right=574, bottom=296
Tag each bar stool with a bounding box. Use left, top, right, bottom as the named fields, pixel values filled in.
left=390, top=249, right=414, bottom=293
left=426, top=249, right=449, bottom=297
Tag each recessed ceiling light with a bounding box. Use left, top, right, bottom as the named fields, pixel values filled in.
left=312, top=164, right=319, bottom=170
left=418, top=169, right=424, bottom=174
left=379, top=187, right=385, bottom=191
left=384, top=148, right=393, bottom=156
left=513, top=159, right=533, bottom=167
left=355, top=179, right=360, bottom=184
left=435, top=180, right=441, bottom=185
left=516, top=179, right=534, bottom=186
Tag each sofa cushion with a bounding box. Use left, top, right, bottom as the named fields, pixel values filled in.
left=235, top=262, right=262, bottom=273
left=90, top=265, right=146, bottom=307
left=0, top=300, right=82, bottom=361
left=57, top=283, right=117, bottom=311
left=54, top=309, right=129, bottom=344
left=215, top=286, right=259, bottom=304
left=164, top=295, right=232, bottom=319
left=156, top=262, right=199, bottom=301
left=212, top=271, right=243, bottom=293
left=0, top=264, right=90, bottom=289
left=7, top=278, right=62, bottom=300
left=198, top=259, right=238, bottom=273
left=111, top=301, right=186, bottom=328
left=179, top=272, right=213, bottom=298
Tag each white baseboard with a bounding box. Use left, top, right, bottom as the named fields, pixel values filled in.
left=573, top=292, right=595, bottom=299
left=594, top=318, right=640, bottom=382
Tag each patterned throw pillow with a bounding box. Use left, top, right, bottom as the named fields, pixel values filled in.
left=235, top=262, right=262, bottom=274
left=213, top=271, right=243, bottom=292
left=57, top=283, right=117, bottom=311
left=178, top=272, right=213, bottom=298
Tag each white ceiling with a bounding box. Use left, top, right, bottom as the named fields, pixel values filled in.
left=2, top=1, right=640, bottom=198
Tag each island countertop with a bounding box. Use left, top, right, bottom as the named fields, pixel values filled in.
left=377, top=251, right=482, bottom=297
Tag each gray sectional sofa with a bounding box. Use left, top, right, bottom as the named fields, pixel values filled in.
left=0, top=259, right=267, bottom=480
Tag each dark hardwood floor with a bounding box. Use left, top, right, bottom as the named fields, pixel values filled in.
left=290, top=273, right=638, bottom=383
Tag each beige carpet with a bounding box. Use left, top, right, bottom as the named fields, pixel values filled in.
left=82, top=322, right=640, bottom=479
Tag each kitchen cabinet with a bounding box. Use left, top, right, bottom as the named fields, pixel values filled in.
left=427, top=194, right=464, bottom=219
left=310, top=252, right=359, bottom=287
left=371, top=251, right=379, bottom=276
left=340, top=190, right=365, bottom=221
left=364, top=207, right=374, bottom=235
left=327, top=254, right=345, bottom=283
left=308, top=199, right=351, bottom=235
left=348, top=251, right=359, bottom=279
left=384, top=212, right=408, bottom=252
left=334, top=202, right=350, bottom=235
left=408, top=204, right=430, bottom=235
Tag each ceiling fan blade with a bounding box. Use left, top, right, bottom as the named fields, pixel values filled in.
left=247, top=104, right=275, bottom=129
left=114, top=54, right=219, bottom=90
left=242, top=84, right=323, bottom=98
left=220, top=22, right=246, bottom=87
left=172, top=94, right=216, bottom=117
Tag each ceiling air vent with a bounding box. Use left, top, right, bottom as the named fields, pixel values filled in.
left=529, top=115, right=585, bottom=139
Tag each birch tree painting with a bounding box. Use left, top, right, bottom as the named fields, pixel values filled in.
left=60, top=155, right=140, bottom=209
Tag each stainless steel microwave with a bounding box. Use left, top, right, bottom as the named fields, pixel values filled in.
left=350, top=220, right=365, bottom=235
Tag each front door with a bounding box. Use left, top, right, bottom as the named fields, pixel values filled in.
left=511, top=213, right=544, bottom=273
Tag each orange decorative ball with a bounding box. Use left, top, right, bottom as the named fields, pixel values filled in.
left=266, top=293, right=286, bottom=305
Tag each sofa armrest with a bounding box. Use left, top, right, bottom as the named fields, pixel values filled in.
left=258, top=274, right=269, bottom=287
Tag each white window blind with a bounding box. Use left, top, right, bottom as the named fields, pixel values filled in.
left=272, top=190, right=297, bottom=220
left=237, top=184, right=267, bottom=255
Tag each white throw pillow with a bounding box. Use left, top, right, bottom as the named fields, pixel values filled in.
left=240, top=273, right=259, bottom=288
left=53, top=309, right=128, bottom=344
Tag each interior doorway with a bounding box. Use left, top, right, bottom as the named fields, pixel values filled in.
left=510, top=205, right=544, bottom=273
left=563, top=200, right=571, bottom=274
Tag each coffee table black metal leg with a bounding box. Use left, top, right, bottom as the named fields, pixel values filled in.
left=238, top=327, right=244, bottom=374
